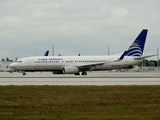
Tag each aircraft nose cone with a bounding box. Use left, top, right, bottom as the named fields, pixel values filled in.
left=9, top=63, right=16, bottom=69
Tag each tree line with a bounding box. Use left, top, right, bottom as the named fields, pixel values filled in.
left=138, top=59, right=160, bottom=67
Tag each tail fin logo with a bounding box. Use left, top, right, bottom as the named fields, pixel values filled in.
left=124, top=29, right=148, bottom=57
left=126, top=42, right=142, bottom=56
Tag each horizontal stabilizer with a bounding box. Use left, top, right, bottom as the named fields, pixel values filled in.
left=134, top=54, right=157, bottom=60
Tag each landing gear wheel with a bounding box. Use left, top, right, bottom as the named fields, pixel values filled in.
left=23, top=72, right=26, bottom=75
left=75, top=73, right=80, bottom=75
left=82, top=71, right=87, bottom=75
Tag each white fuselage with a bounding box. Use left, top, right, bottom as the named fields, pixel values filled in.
left=10, top=55, right=141, bottom=72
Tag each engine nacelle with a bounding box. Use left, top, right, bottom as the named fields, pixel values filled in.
left=62, top=66, right=79, bottom=74
left=52, top=70, right=63, bottom=74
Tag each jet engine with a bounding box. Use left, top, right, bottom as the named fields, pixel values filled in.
left=62, top=66, right=79, bottom=74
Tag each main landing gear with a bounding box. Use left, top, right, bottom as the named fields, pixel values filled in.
left=75, top=73, right=80, bottom=75
left=82, top=71, right=87, bottom=75
left=75, top=71, right=87, bottom=76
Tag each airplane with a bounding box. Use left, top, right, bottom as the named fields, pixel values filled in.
left=9, top=29, right=156, bottom=75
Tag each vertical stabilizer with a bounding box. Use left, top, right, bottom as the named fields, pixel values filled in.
left=44, top=50, right=49, bottom=56
left=124, top=29, right=148, bottom=56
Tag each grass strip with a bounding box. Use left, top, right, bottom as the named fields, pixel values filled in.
left=0, top=85, right=160, bottom=120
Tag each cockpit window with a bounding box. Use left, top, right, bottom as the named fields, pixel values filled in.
left=16, top=60, right=22, bottom=63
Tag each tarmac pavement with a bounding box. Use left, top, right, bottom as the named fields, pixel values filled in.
left=0, top=71, right=160, bottom=86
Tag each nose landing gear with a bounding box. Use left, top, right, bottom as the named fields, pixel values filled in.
left=23, top=72, right=26, bottom=75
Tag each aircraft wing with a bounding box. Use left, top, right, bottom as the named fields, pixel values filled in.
left=78, top=62, right=105, bottom=70
left=134, top=54, right=157, bottom=60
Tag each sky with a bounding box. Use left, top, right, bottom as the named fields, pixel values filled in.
left=0, top=0, right=160, bottom=60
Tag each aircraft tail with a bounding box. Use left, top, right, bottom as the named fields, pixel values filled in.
left=124, top=29, right=148, bottom=56
left=44, top=50, right=49, bottom=56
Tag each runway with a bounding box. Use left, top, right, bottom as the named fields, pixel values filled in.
left=0, top=71, right=160, bottom=85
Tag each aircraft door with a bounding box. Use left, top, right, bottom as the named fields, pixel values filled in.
left=27, top=58, right=33, bottom=66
